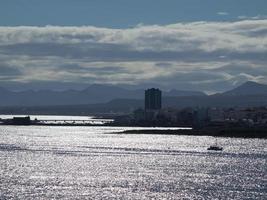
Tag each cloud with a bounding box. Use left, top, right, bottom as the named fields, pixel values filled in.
left=212, top=63, right=267, bottom=77
left=0, top=63, right=21, bottom=76
left=217, top=12, right=229, bottom=16
left=0, top=20, right=266, bottom=91
left=238, top=15, right=267, bottom=20
left=1, top=20, right=267, bottom=53
left=0, top=63, right=22, bottom=81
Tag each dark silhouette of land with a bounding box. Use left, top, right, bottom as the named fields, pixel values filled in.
left=222, top=81, right=267, bottom=96
left=0, top=84, right=205, bottom=106
left=117, top=128, right=267, bottom=139
left=0, top=82, right=267, bottom=115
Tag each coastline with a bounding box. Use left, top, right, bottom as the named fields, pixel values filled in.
left=114, top=128, right=267, bottom=139
left=0, top=116, right=266, bottom=139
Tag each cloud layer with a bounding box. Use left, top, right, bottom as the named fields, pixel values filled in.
left=0, top=20, right=267, bottom=92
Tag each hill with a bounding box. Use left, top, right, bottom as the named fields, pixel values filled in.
left=222, top=81, right=267, bottom=96
left=1, top=94, right=267, bottom=116
left=0, top=84, right=205, bottom=106
left=1, top=81, right=267, bottom=115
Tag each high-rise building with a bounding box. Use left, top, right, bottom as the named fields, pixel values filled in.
left=145, top=88, right=162, bottom=110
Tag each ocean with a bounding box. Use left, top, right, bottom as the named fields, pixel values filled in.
left=0, top=116, right=266, bottom=199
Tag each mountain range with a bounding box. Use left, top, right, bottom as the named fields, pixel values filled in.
left=0, top=81, right=267, bottom=115
left=0, top=84, right=205, bottom=106
left=222, top=81, right=267, bottom=96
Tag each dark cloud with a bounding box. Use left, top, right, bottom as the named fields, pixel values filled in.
left=1, top=42, right=266, bottom=63
left=0, top=63, right=22, bottom=76
left=213, top=64, right=267, bottom=76
left=152, top=70, right=225, bottom=85
left=61, top=64, right=128, bottom=75
left=155, top=62, right=174, bottom=68
left=0, top=20, right=266, bottom=92
left=244, top=28, right=267, bottom=37
left=145, top=65, right=266, bottom=93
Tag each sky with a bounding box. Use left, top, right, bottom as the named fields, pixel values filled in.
left=0, top=0, right=267, bottom=93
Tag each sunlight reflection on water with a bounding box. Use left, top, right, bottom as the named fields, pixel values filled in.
left=0, top=125, right=266, bottom=199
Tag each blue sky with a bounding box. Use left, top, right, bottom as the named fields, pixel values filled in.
left=0, top=0, right=267, bottom=93
left=1, top=0, right=267, bottom=27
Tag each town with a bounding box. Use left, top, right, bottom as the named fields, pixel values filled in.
left=2, top=88, right=266, bottom=138
left=112, top=88, right=267, bottom=138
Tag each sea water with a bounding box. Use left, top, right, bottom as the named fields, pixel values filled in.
left=0, top=122, right=266, bottom=199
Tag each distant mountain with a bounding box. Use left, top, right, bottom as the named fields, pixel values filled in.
left=222, top=81, right=267, bottom=96
left=0, top=84, right=142, bottom=106
left=0, top=84, right=205, bottom=106
left=163, top=94, right=267, bottom=108
left=163, top=89, right=206, bottom=97
left=82, top=84, right=144, bottom=102
left=1, top=82, right=266, bottom=112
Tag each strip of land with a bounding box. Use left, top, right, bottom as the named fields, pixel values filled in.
left=116, top=128, right=267, bottom=139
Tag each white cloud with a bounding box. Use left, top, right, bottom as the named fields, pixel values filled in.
left=238, top=15, right=267, bottom=20
left=217, top=12, right=229, bottom=16
left=1, top=20, right=267, bottom=53
left=0, top=20, right=266, bottom=91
